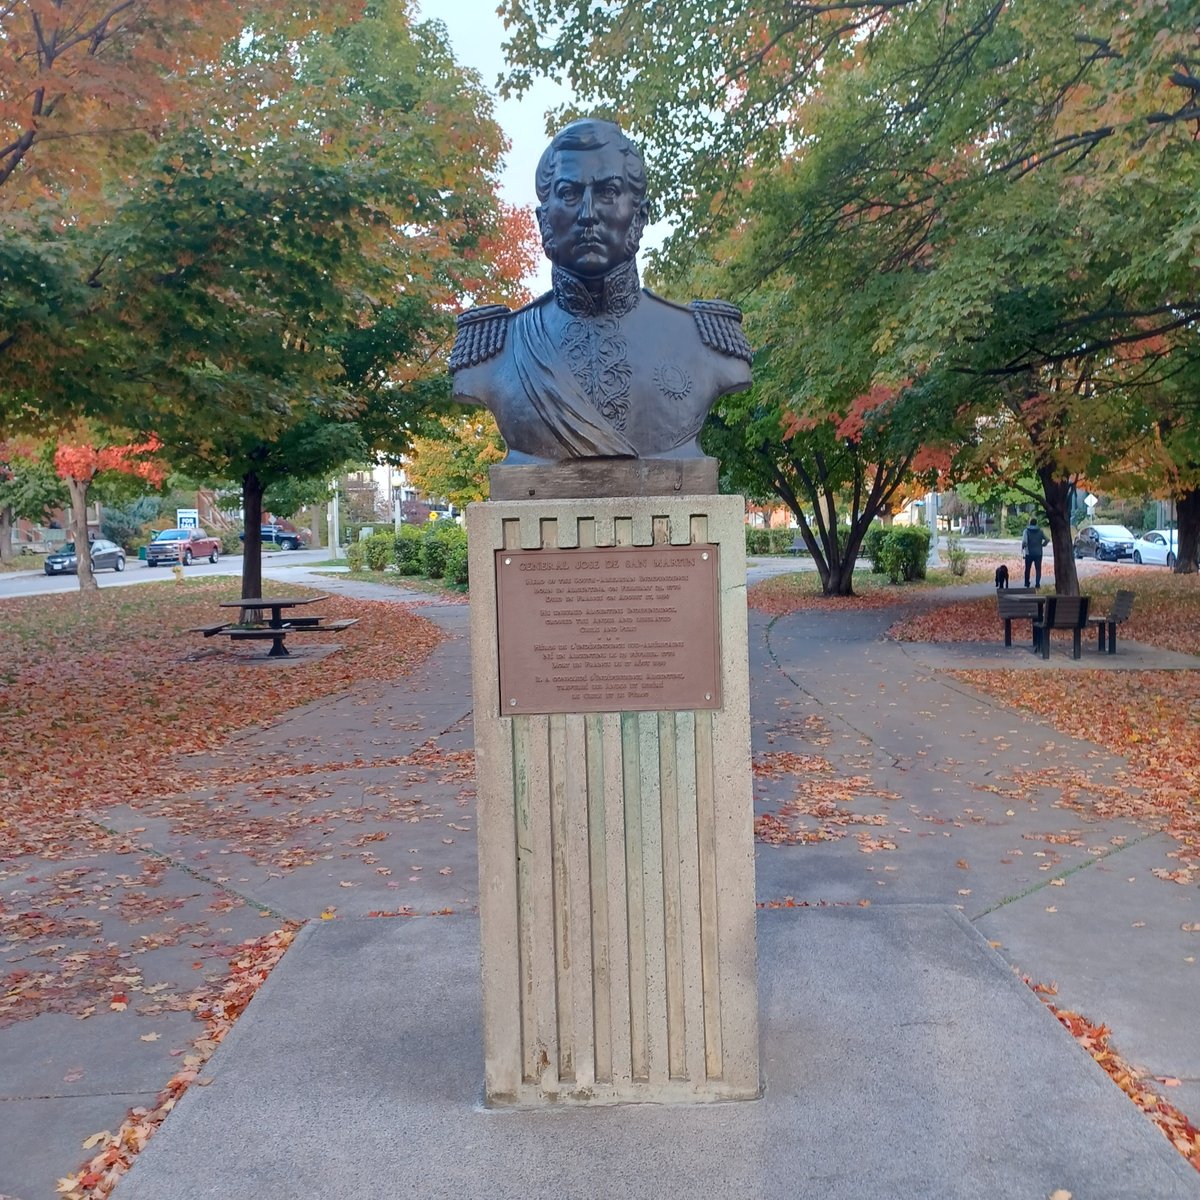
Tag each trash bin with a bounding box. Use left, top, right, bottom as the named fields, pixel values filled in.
left=138, top=546, right=147, bottom=560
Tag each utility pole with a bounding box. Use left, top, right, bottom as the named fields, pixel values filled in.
left=329, top=480, right=342, bottom=559
left=926, top=491, right=942, bottom=569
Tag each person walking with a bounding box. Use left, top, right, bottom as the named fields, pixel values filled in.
left=1021, top=516, right=1047, bottom=588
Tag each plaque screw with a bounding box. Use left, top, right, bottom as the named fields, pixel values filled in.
left=509, top=699, right=517, bottom=707
left=701, top=552, right=709, bottom=560
left=705, top=692, right=712, bottom=701
left=504, top=557, right=511, bottom=565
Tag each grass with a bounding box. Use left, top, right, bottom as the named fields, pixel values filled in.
left=315, top=568, right=467, bottom=598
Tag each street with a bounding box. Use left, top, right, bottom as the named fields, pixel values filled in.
left=0, top=548, right=336, bottom=600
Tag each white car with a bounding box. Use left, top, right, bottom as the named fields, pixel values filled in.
left=1132, top=528, right=1178, bottom=567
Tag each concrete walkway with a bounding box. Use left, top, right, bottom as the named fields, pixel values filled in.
left=2, top=569, right=1198, bottom=1198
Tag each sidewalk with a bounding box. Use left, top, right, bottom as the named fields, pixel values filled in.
left=2, top=573, right=1198, bottom=1198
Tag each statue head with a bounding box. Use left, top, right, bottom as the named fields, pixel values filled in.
left=534, top=119, right=650, bottom=279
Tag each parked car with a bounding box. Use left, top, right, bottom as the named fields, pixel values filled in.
left=238, top=525, right=309, bottom=551
left=1132, top=528, right=1178, bottom=567
left=43, top=539, right=126, bottom=575
left=145, top=527, right=221, bottom=566
left=1072, top=524, right=1135, bottom=561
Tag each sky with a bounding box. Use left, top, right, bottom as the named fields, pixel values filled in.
left=421, top=1, right=669, bottom=293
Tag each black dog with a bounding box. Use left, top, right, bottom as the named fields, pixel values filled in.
left=994, top=564, right=1009, bottom=589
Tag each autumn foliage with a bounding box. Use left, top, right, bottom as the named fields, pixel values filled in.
left=0, top=1, right=358, bottom=200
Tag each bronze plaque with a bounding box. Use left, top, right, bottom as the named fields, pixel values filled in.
left=495, top=545, right=721, bottom=715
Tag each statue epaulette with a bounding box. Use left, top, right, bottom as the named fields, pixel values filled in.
left=689, top=299, right=753, bottom=364
left=450, top=304, right=510, bottom=371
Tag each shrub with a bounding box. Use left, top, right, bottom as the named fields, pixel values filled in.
left=769, top=527, right=799, bottom=554
left=444, top=539, right=470, bottom=589
left=420, top=520, right=465, bottom=579
left=100, top=496, right=161, bottom=551
left=394, top=524, right=424, bottom=575
left=363, top=531, right=394, bottom=571
left=220, top=532, right=242, bottom=555
left=344, top=541, right=365, bottom=572
left=877, top=526, right=931, bottom=583
left=945, top=536, right=969, bottom=577
left=863, top=526, right=889, bottom=573
left=745, top=527, right=771, bottom=555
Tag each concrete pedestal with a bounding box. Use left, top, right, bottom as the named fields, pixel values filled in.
left=466, top=495, right=759, bottom=1106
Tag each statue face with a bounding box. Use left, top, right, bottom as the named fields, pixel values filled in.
left=538, top=143, right=645, bottom=278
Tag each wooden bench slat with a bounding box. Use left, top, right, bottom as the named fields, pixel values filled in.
left=189, top=623, right=233, bottom=637
left=288, top=617, right=360, bottom=633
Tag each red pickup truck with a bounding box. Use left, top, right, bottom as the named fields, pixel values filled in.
left=145, top=527, right=222, bottom=566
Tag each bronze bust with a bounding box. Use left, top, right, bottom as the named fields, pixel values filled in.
left=450, top=119, right=752, bottom=472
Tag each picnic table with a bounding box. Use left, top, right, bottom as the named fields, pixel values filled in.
left=189, top=595, right=358, bottom=658
left=997, top=591, right=1047, bottom=648
left=217, top=594, right=330, bottom=629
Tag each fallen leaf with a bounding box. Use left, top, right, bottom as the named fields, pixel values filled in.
left=81, top=1131, right=110, bottom=1150
left=139, top=1032, right=161, bottom=1042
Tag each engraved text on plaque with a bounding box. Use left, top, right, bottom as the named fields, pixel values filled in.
left=495, top=545, right=720, bottom=715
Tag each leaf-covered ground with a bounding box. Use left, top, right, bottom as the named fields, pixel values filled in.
left=747, top=556, right=1038, bottom=614
left=0, top=581, right=444, bottom=1198
left=887, top=570, right=1200, bottom=883
left=891, top=567, right=1200, bottom=655
left=1, top=580, right=444, bottom=858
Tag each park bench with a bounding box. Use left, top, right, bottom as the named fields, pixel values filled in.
left=788, top=536, right=806, bottom=556
left=1032, top=595, right=1090, bottom=660
left=997, top=592, right=1042, bottom=648
left=285, top=617, right=361, bottom=635
left=1086, top=589, right=1135, bottom=654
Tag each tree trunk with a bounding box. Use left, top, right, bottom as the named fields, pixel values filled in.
left=308, top=505, right=322, bottom=549
left=823, top=557, right=856, bottom=596
left=67, top=475, right=98, bottom=595
left=0, top=504, right=13, bottom=564
left=242, top=469, right=265, bottom=600
left=1175, top=486, right=1199, bottom=574
left=1038, top=469, right=1078, bottom=595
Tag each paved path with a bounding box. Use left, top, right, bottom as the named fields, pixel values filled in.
left=2, top=570, right=1197, bottom=1198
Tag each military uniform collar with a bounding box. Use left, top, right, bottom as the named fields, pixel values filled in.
left=551, top=258, right=642, bottom=317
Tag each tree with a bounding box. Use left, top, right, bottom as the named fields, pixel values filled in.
left=3, top=2, right=535, bottom=599
left=502, top=0, right=1200, bottom=598
left=405, top=414, right=506, bottom=510
left=0, top=440, right=65, bottom=562
left=0, top=1, right=349, bottom=195
left=707, top=383, right=938, bottom=595
left=53, top=434, right=166, bottom=592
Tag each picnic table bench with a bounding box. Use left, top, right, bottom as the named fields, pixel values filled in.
left=1086, top=589, right=1135, bottom=654
left=1033, top=595, right=1090, bottom=660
